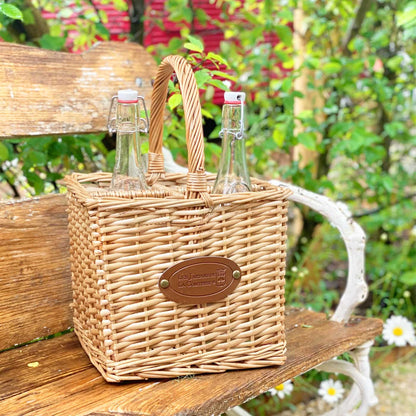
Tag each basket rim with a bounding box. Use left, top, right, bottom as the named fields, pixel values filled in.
left=64, top=171, right=293, bottom=207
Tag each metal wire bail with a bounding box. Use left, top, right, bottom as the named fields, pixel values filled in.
left=219, top=93, right=245, bottom=140
left=107, top=95, right=118, bottom=134
left=138, top=96, right=150, bottom=134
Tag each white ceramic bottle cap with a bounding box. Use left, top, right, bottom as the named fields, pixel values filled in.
left=224, top=91, right=246, bottom=104
left=118, top=89, right=138, bottom=102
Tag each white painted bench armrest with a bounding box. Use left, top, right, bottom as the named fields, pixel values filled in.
left=269, top=180, right=368, bottom=323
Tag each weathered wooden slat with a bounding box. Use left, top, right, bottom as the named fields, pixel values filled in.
left=0, top=41, right=157, bottom=138
left=0, top=41, right=158, bottom=348
left=0, top=309, right=383, bottom=416
left=0, top=194, right=72, bottom=350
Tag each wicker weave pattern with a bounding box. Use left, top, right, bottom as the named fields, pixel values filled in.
left=65, top=55, right=292, bottom=382
left=67, top=173, right=290, bottom=381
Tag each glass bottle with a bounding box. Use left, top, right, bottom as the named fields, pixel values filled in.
left=108, top=89, right=149, bottom=191
left=213, top=91, right=252, bottom=194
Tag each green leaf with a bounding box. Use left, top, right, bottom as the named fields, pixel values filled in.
left=49, top=24, right=62, bottom=37
left=349, top=37, right=365, bottom=53
left=381, top=176, right=394, bottom=193
left=384, top=121, right=405, bottom=137
left=297, top=132, right=317, bottom=150
left=399, top=271, right=416, bottom=286
left=398, top=4, right=416, bottom=28
left=322, top=61, right=342, bottom=75
left=297, top=110, right=314, bottom=121
left=0, top=3, right=23, bottom=20
left=194, top=69, right=211, bottom=88
left=277, top=9, right=293, bottom=21
left=98, top=9, right=108, bottom=24
left=281, top=77, right=292, bottom=93
left=275, top=25, right=292, bottom=47
left=0, top=142, right=9, bottom=161
left=304, top=57, right=320, bottom=69
left=39, top=34, right=66, bottom=51
left=184, top=35, right=204, bottom=53
left=0, top=29, right=14, bottom=42
left=211, top=70, right=236, bottom=82
left=195, top=8, right=208, bottom=25
left=95, top=23, right=110, bottom=38
left=25, top=171, right=44, bottom=194
left=206, top=52, right=229, bottom=68
left=205, top=141, right=221, bottom=158
left=274, top=49, right=291, bottom=63
left=28, top=150, right=47, bottom=166
left=208, top=124, right=221, bottom=139
left=182, top=7, right=193, bottom=23
left=207, top=78, right=229, bottom=91
left=168, top=93, right=182, bottom=110
left=46, top=171, right=62, bottom=182
left=370, top=29, right=390, bottom=48
left=113, top=0, right=128, bottom=11
left=364, top=145, right=386, bottom=164
left=386, top=55, right=402, bottom=72
left=272, top=126, right=285, bottom=147
left=47, top=140, right=68, bottom=159
left=167, top=37, right=184, bottom=52
left=201, top=108, right=214, bottom=119
left=184, top=42, right=203, bottom=53
left=22, top=8, right=35, bottom=25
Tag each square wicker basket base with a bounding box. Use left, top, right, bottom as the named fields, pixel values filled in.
left=75, top=319, right=287, bottom=382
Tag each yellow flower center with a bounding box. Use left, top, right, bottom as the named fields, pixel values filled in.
left=327, top=387, right=336, bottom=396
left=275, top=384, right=284, bottom=391
left=393, top=327, right=403, bottom=336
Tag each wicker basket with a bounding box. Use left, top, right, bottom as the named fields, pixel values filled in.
left=65, top=55, right=292, bottom=382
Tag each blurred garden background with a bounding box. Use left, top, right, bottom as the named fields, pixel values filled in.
left=0, top=0, right=415, bottom=414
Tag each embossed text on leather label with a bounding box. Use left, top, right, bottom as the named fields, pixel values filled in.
left=159, top=256, right=241, bottom=304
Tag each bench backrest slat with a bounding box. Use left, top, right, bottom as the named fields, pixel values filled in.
left=0, top=42, right=157, bottom=350
left=0, top=195, right=71, bottom=350
left=0, top=41, right=156, bottom=138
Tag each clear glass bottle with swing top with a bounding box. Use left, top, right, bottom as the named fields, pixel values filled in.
left=212, top=91, right=252, bottom=194
left=108, top=89, right=149, bottom=191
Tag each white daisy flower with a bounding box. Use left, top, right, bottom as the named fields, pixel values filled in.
left=382, top=315, right=416, bottom=347
left=268, top=380, right=294, bottom=399
left=318, top=379, right=345, bottom=404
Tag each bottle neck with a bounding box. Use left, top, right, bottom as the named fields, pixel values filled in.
left=220, top=102, right=245, bottom=140
left=111, top=101, right=148, bottom=190
left=115, top=101, right=143, bottom=162
left=116, top=101, right=140, bottom=133
left=219, top=102, right=247, bottom=162
left=218, top=127, right=248, bottom=176
left=213, top=102, right=251, bottom=194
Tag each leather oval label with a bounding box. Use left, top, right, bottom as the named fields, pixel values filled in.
left=159, top=256, right=241, bottom=304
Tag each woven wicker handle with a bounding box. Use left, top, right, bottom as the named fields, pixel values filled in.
left=147, top=55, right=208, bottom=200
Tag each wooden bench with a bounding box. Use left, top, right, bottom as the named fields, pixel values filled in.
left=0, top=41, right=383, bottom=416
